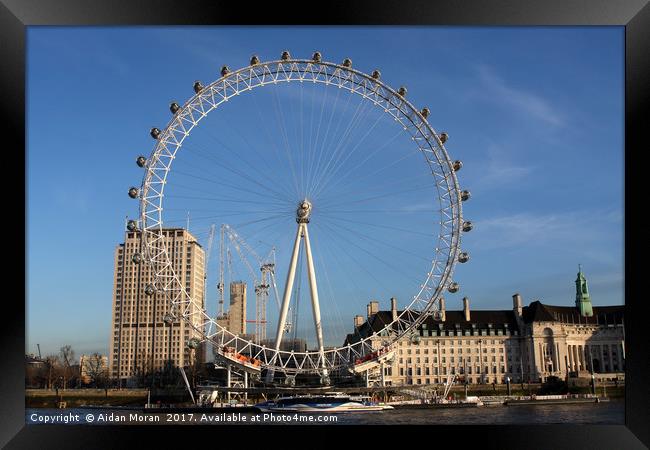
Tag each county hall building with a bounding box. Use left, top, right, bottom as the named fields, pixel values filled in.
left=345, top=269, right=625, bottom=386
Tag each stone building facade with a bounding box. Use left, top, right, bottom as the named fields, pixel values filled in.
left=109, top=228, right=205, bottom=386
left=345, top=269, right=624, bottom=386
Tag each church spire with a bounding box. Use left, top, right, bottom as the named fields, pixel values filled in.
left=575, top=265, right=593, bottom=317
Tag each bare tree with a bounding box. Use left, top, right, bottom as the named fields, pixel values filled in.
left=59, top=345, right=75, bottom=390
left=84, top=353, right=108, bottom=387
left=44, top=355, right=61, bottom=390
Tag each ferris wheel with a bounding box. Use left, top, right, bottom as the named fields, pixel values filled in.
left=127, top=51, right=472, bottom=382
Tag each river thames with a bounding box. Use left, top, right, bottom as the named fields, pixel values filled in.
left=26, top=400, right=623, bottom=425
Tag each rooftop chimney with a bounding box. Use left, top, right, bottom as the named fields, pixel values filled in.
left=367, top=300, right=379, bottom=318
left=391, top=297, right=398, bottom=321
left=354, top=315, right=365, bottom=328
left=439, top=297, right=446, bottom=322
left=513, top=293, right=523, bottom=317
left=463, top=297, right=471, bottom=321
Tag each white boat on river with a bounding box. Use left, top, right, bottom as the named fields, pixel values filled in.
left=255, top=393, right=394, bottom=413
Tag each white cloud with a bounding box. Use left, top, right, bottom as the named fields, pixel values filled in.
left=473, top=65, right=565, bottom=127
left=470, top=208, right=622, bottom=257
left=471, top=143, right=534, bottom=190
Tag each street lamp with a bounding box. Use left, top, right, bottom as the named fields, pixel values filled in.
left=506, top=376, right=511, bottom=396
left=591, top=373, right=596, bottom=395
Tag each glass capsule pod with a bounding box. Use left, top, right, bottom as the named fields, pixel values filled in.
left=150, top=128, right=161, bottom=139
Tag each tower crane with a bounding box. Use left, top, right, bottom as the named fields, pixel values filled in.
left=217, top=225, right=226, bottom=318
left=221, top=224, right=281, bottom=344
left=203, top=224, right=217, bottom=286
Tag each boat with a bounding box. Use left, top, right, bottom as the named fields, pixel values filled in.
left=504, top=394, right=605, bottom=405
left=255, top=392, right=394, bottom=413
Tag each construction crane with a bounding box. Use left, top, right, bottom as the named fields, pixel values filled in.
left=221, top=224, right=281, bottom=344
left=204, top=224, right=217, bottom=310
left=217, top=225, right=226, bottom=318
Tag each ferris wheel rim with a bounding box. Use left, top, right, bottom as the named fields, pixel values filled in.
left=137, top=55, right=466, bottom=374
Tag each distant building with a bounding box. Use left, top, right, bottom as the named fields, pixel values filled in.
left=259, top=338, right=307, bottom=353
left=109, top=228, right=206, bottom=386
left=80, top=354, right=108, bottom=384
left=216, top=281, right=247, bottom=336
left=229, top=282, right=247, bottom=335
left=345, top=269, right=624, bottom=386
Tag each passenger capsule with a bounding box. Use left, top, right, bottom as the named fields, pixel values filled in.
left=398, top=86, right=407, bottom=97
left=169, top=102, right=180, bottom=114
left=342, top=58, right=352, bottom=67
left=250, top=55, right=260, bottom=65
left=448, top=282, right=460, bottom=293
left=371, top=70, right=381, bottom=79
left=126, top=220, right=138, bottom=232
left=312, top=51, right=322, bottom=62
left=132, top=253, right=142, bottom=264
left=453, top=160, right=463, bottom=172
left=421, top=107, right=430, bottom=119
left=220, top=65, right=230, bottom=77
left=458, top=252, right=470, bottom=263
left=193, top=81, right=204, bottom=93
left=187, top=338, right=200, bottom=349
left=433, top=310, right=443, bottom=321
left=461, top=190, right=471, bottom=201
left=163, top=312, right=174, bottom=324
left=281, top=51, right=291, bottom=60
left=128, top=187, right=139, bottom=199
left=136, top=156, right=147, bottom=167
left=145, top=284, right=155, bottom=296
left=439, top=132, right=449, bottom=144
left=150, top=128, right=162, bottom=139
left=462, top=221, right=473, bottom=232
left=150, top=128, right=161, bottom=139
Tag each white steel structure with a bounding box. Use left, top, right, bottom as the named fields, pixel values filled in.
left=221, top=223, right=280, bottom=344
left=129, top=52, right=471, bottom=379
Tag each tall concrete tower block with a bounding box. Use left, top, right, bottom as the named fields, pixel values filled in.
left=229, top=281, right=247, bottom=335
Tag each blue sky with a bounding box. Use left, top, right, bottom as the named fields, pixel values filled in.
left=27, top=26, right=624, bottom=357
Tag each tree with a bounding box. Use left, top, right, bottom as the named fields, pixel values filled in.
left=59, top=345, right=75, bottom=390
left=539, top=376, right=569, bottom=395
left=44, top=355, right=61, bottom=390
left=84, top=353, right=108, bottom=387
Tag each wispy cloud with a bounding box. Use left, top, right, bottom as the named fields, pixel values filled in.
left=471, top=143, right=534, bottom=190
left=472, top=65, right=565, bottom=127
left=471, top=207, right=622, bottom=255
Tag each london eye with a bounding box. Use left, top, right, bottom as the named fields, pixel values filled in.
left=127, top=51, right=471, bottom=384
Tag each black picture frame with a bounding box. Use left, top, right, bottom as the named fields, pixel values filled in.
left=4, top=0, right=648, bottom=447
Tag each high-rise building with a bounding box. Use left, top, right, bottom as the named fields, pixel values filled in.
left=228, top=281, right=247, bottom=336
left=109, top=228, right=205, bottom=386
left=215, top=281, right=247, bottom=336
